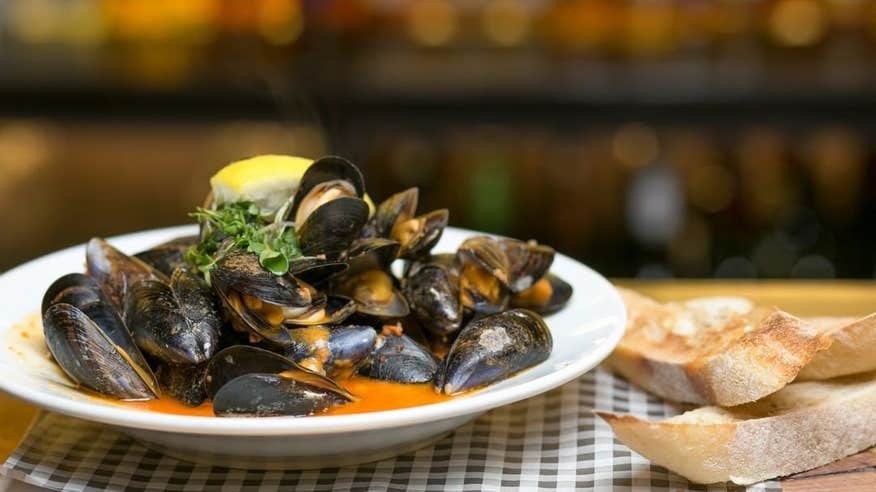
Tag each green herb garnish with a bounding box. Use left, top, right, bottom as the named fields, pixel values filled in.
left=185, top=201, right=301, bottom=283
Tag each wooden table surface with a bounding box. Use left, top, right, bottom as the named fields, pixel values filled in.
left=1, top=280, right=874, bottom=490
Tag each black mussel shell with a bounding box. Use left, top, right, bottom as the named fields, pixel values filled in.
left=344, top=238, right=400, bottom=275
left=43, top=303, right=158, bottom=400
left=500, top=239, right=555, bottom=293
left=290, top=156, right=365, bottom=222
left=362, top=187, right=418, bottom=239
left=204, top=345, right=353, bottom=401
left=393, top=209, right=449, bottom=260
left=436, top=309, right=552, bottom=395
left=284, top=325, right=377, bottom=377
left=155, top=362, right=208, bottom=407
left=297, top=197, right=369, bottom=258
left=134, top=235, right=198, bottom=277
left=287, top=257, right=348, bottom=287
left=125, top=269, right=220, bottom=365
left=212, top=373, right=350, bottom=417
left=404, top=261, right=462, bottom=336
left=336, top=269, right=410, bottom=319
left=510, top=273, right=573, bottom=315
left=213, top=251, right=312, bottom=307
left=86, top=237, right=167, bottom=309
left=456, top=236, right=510, bottom=286
left=359, top=334, right=439, bottom=383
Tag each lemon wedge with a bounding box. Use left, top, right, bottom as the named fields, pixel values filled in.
left=210, top=154, right=374, bottom=215
left=210, top=155, right=313, bottom=213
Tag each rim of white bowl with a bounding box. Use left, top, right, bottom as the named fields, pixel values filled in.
left=0, top=225, right=626, bottom=436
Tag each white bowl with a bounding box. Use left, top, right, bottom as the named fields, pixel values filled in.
left=0, top=226, right=625, bottom=469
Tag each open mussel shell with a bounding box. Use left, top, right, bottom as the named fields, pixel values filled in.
left=206, top=345, right=354, bottom=416
left=359, top=334, right=439, bottom=384
left=43, top=303, right=158, bottom=400
left=404, top=261, right=462, bottom=336
left=287, top=257, right=348, bottom=287
left=213, top=373, right=351, bottom=418
left=283, top=295, right=357, bottom=327
left=297, top=197, right=369, bottom=258
left=86, top=237, right=167, bottom=309
left=213, top=251, right=312, bottom=307
left=290, top=156, right=365, bottom=224
left=344, top=238, right=400, bottom=275
left=134, top=235, right=199, bottom=277
left=125, top=268, right=221, bottom=365
left=362, top=187, right=418, bottom=239
left=500, top=239, right=555, bottom=293
left=510, top=273, right=572, bottom=315
left=436, top=309, right=552, bottom=395
left=336, top=269, right=410, bottom=319
left=284, top=325, right=377, bottom=377
left=456, top=236, right=510, bottom=286
left=393, top=209, right=449, bottom=260
left=155, top=362, right=208, bottom=407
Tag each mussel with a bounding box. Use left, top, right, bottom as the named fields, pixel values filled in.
left=86, top=237, right=166, bottom=309
left=359, top=333, right=439, bottom=383
left=290, top=156, right=365, bottom=226
left=124, top=267, right=221, bottom=365
left=42, top=273, right=158, bottom=400
left=296, top=197, right=370, bottom=258
left=335, top=269, right=410, bottom=319
left=211, top=251, right=313, bottom=346
left=436, top=309, right=552, bottom=395
left=134, top=235, right=199, bottom=277
left=362, top=188, right=448, bottom=259
left=205, top=345, right=354, bottom=417
left=284, top=325, right=377, bottom=377
left=499, top=239, right=555, bottom=294
left=404, top=256, right=463, bottom=336
left=155, top=362, right=208, bottom=407
left=344, top=238, right=400, bottom=275
left=456, top=237, right=510, bottom=314
left=510, top=273, right=572, bottom=315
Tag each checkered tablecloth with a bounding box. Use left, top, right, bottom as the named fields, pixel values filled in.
left=0, top=368, right=779, bottom=491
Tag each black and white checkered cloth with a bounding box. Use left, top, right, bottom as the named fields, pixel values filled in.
left=1, top=368, right=779, bottom=491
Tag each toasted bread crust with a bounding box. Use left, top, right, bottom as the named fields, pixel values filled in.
left=596, top=373, right=876, bottom=485
left=608, top=288, right=828, bottom=406
left=797, top=314, right=876, bottom=380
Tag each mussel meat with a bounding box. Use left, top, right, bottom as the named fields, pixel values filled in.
left=436, top=309, right=552, bottom=395
left=510, top=273, right=572, bottom=315
left=456, top=237, right=510, bottom=314
left=335, top=269, right=410, bottom=319
left=362, top=187, right=418, bottom=239
left=290, top=156, right=365, bottom=226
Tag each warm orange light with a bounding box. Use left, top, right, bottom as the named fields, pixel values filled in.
left=769, top=0, right=826, bottom=47
left=482, top=0, right=531, bottom=47
left=406, top=0, right=459, bottom=47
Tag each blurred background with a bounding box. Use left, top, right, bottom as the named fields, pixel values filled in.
left=0, top=0, right=875, bottom=279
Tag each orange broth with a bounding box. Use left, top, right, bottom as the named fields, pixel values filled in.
left=115, top=375, right=453, bottom=417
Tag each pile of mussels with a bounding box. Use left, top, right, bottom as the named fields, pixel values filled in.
left=40, top=157, right=572, bottom=417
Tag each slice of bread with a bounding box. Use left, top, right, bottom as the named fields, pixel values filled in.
left=796, top=314, right=876, bottom=380
left=596, top=372, right=876, bottom=485
left=608, top=288, right=829, bottom=406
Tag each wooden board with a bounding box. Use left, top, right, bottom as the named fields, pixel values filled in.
left=616, top=280, right=876, bottom=491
